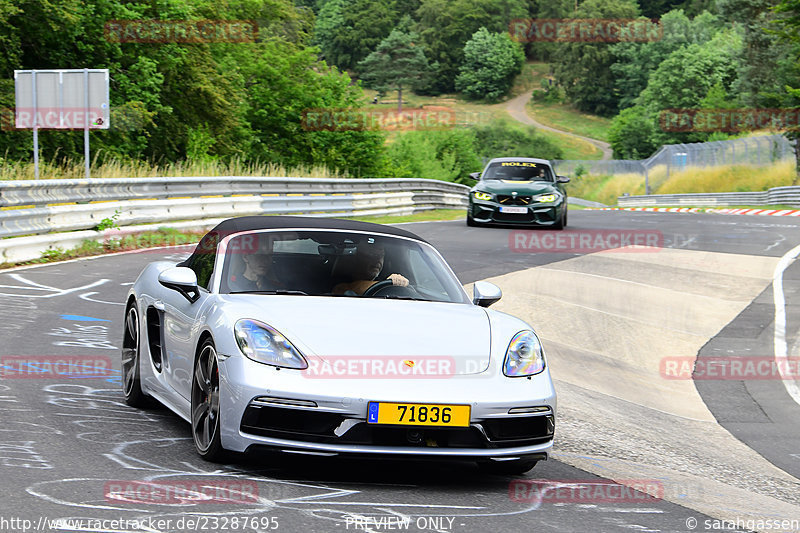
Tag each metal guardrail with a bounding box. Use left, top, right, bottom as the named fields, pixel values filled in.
left=617, top=185, right=800, bottom=207
left=0, top=177, right=470, bottom=239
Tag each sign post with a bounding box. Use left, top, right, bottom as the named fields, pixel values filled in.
left=14, top=69, right=110, bottom=179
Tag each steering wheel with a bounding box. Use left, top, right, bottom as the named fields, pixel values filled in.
left=362, top=279, right=395, bottom=297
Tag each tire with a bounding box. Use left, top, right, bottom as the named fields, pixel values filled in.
left=191, top=337, right=227, bottom=461
left=121, top=302, right=147, bottom=407
left=552, top=208, right=566, bottom=230
left=478, top=458, right=538, bottom=475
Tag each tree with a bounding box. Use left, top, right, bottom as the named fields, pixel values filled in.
left=313, top=0, right=398, bottom=70
left=472, top=119, right=564, bottom=159
left=550, top=0, right=640, bottom=116
left=455, top=27, right=525, bottom=101
left=610, top=9, right=723, bottom=110
left=772, top=0, right=800, bottom=181
left=357, top=28, right=431, bottom=112
left=414, top=0, right=528, bottom=93
left=608, top=106, right=658, bottom=159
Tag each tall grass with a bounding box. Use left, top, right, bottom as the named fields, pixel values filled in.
left=0, top=156, right=341, bottom=180
left=567, top=161, right=795, bottom=206
left=566, top=173, right=645, bottom=205
left=655, top=161, right=795, bottom=194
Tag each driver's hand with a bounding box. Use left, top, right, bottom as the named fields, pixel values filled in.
left=388, top=273, right=409, bottom=287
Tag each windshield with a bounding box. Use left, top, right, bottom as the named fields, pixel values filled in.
left=482, top=161, right=553, bottom=181
left=219, top=229, right=470, bottom=304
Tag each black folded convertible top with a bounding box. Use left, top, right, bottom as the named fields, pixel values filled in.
left=183, top=215, right=428, bottom=261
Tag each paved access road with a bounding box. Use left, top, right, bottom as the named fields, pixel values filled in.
left=1, top=210, right=799, bottom=533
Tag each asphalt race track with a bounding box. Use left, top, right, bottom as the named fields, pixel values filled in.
left=1, top=209, right=799, bottom=533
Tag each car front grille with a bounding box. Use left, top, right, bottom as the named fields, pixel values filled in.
left=497, top=195, right=533, bottom=205
left=240, top=403, right=554, bottom=449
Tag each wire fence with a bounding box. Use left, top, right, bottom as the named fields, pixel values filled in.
left=553, top=134, right=795, bottom=194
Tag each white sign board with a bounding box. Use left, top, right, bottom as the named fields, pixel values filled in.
left=14, top=69, right=110, bottom=129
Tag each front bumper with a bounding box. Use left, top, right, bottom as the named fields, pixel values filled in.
left=469, top=199, right=563, bottom=226
left=218, top=353, right=556, bottom=459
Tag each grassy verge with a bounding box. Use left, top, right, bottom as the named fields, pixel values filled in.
left=535, top=128, right=603, bottom=160
left=567, top=161, right=795, bottom=206
left=526, top=100, right=612, bottom=142
left=0, top=210, right=466, bottom=270
left=0, top=156, right=341, bottom=180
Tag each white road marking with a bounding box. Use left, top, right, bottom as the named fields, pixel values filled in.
left=772, top=243, right=800, bottom=406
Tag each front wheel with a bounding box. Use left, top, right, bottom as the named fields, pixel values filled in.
left=191, top=338, right=226, bottom=461
left=121, top=302, right=147, bottom=407
left=552, top=208, right=567, bottom=230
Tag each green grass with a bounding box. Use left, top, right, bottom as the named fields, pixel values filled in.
left=535, top=128, right=604, bottom=160
left=0, top=156, right=341, bottom=180
left=350, top=209, right=464, bottom=224
left=567, top=160, right=795, bottom=206
left=509, top=61, right=551, bottom=98
left=526, top=100, right=612, bottom=142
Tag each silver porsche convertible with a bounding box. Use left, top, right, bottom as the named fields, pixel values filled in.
left=122, top=216, right=556, bottom=474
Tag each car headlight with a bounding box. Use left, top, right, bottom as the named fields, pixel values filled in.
left=536, top=194, right=557, bottom=203
left=473, top=191, right=493, bottom=201
left=503, top=330, right=545, bottom=377
left=234, top=319, right=308, bottom=369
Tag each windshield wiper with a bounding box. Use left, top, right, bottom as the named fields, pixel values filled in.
left=229, top=290, right=309, bottom=295
left=378, top=294, right=427, bottom=301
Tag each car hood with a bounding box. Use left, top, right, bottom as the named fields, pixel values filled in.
left=474, top=180, right=557, bottom=196
left=222, top=295, right=492, bottom=375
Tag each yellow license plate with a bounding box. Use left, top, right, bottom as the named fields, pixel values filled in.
left=367, top=402, right=470, bottom=427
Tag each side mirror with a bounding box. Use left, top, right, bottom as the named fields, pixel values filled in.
left=466, top=172, right=480, bottom=183
left=158, top=267, right=200, bottom=303
left=473, top=281, right=502, bottom=308
left=556, top=175, right=570, bottom=183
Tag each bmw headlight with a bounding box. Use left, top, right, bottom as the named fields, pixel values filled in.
left=503, top=330, right=545, bottom=377
left=473, top=191, right=493, bottom=201
left=535, top=193, right=557, bottom=203
left=234, top=319, right=308, bottom=369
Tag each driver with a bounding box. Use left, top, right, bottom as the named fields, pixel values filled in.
left=332, top=241, right=408, bottom=295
